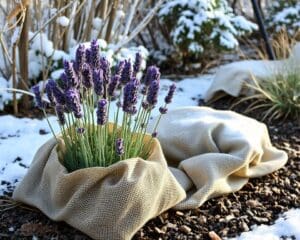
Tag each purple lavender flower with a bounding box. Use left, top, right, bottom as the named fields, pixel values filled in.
left=108, top=75, right=120, bottom=97
left=115, top=138, right=124, bottom=156
left=142, top=101, right=149, bottom=110
left=97, top=99, right=107, bottom=125
left=75, top=44, right=85, bottom=72
left=115, top=60, right=125, bottom=76
left=133, top=52, right=142, bottom=76
left=93, top=69, right=104, bottom=96
left=144, top=66, right=160, bottom=86
left=91, top=40, right=100, bottom=69
left=52, top=81, right=65, bottom=105
left=55, top=104, right=65, bottom=125
left=59, top=72, right=69, bottom=90
left=82, top=63, right=93, bottom=89
left=165, top=83, right=176, bottom=104
left=151, top=132, right=158, bottom=138
left=45, top=79, right=56, bottom=106
left=100, top=57, right=111, bottom=84
left=123, top=78, right=139, bottom=114
left=64, top=60, right=79, bottom=88
left=159, top=107, right=168, bottom=114
left=146, top=80, right=159, bottom=107
left=65, top=88, right=82, bottom=118
left=32, top=85, right=45, bottom=109
left=85, top=48, right=91, bottom=65
left=120, top=59, right=132, bottom=85
left=77, top=127, right=85, bottom=134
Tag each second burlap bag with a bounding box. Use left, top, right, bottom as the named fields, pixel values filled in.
left=148, top=107, right=288, bottom=210
left=13, top=136, right=186, bottom=240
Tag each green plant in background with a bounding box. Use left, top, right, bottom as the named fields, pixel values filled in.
left=237, top=62, right=300, bottom=122
left=158, top=0, right=257, bottom=64
left=266, top=0, right=300, bottom=36
left=33, top=40, right=177, bottom=172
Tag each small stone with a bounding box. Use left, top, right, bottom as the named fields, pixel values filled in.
left=166, top=222, right=177, bottom=229
left=209, top=231, right=222, bottom=240
left=176, top=211, right=184, bottom=216
left=179, top=225, right=191, bottom=234
left=199, top=215, right=207, bottom=224
left=252, top=216, right=269, bottom=223
left=154, top=227, right=165, bottom=234
left=225, top=214, right=235, bottom=222
left=246, top=199, right=262, bottom=208
left=240, top=221, right=249, bottom=232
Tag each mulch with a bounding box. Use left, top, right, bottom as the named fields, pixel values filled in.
left=0, top=96, right=299, bottom=240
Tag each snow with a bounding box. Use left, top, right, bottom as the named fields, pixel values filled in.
left=159, top=0, right=257, bottom=53
left=56, top=16, right=70, bottom=27
left=228, top=209, right=300, bottom=240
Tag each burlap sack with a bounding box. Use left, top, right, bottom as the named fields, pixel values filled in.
left=13, top=136, right=186, bottom=240
left=204, top=42, right=300, bottom=101
left=148, top=107, right=288, bottom=210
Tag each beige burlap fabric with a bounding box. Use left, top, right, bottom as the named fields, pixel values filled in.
left=13, top=137, right=186, bottom=240
left=204, top=42, right=300, bottom=101
left=148, top=107, right=288, bottom=210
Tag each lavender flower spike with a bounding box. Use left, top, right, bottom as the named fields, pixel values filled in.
left=64, top=60, right=78, bottom=88
left=159, top=107, right=168, bottom=114
left=55, top=104, right=65, bottom=125
left=45, top=79, right=56, bottom=106
left=115, top=138, right=124, bottom=156
left=146, top=80, right=159, bottom=107
left=93, top=69, right=104, bottom=96
left=32, top=85, right=44, bottom=109
left=82, top=63, right=93, bottom=89
left=165, top=83, right=176, bottom=104
left=133, top=52, right=142, bottom=76
left=91, top=39, right=100, bottom=69
left=65, top=88, right=82, bottom=118
left=120, top=59, right=132, bottom=85
left=100, top=57, right=111, bottom=84
left=97, top=99, right=107, bottom=125
left=75, top=44, right=85, bottom=72
left=144, top=66, right=160, bottom=86
left=108, top=75, right=120, bottom=97
left=123, top=78, right=139, bottom=114
left=115, top=60, right=125, bottom=76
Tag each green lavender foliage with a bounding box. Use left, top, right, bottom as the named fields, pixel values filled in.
left=34, top=41, right=176, bottom=172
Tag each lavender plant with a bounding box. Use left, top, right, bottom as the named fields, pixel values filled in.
left=33, top=40, right=176, bottom=172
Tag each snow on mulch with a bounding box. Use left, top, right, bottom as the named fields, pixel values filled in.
left=228, top=209, right=300, bottom=240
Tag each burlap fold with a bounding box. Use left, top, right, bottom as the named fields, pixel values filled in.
left=204, top=42, right=300, bottom=101
left=13, top=136, right=186, bottom=240
left=148, top=107, right=288, bottom=210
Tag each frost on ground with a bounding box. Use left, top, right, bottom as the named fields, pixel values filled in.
left=228, top=209, right=300, bottom=240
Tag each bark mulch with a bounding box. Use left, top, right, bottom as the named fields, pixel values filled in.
left=0, top=96, right=299, bottom=240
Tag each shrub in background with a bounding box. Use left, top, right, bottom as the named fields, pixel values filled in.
left=267, top=0, right=300, bottom=36
left=158, top=0, right=257, bottom=64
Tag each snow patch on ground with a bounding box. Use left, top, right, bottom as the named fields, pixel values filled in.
left=228, top=209, right=300, bottom=240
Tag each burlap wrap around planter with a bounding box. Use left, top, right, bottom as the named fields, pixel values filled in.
left=13, top=136, right=186, bottom=240
left=13, top=107, right=288, bottom=239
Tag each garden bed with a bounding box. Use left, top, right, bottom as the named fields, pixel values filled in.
left=0, top=96, right=299, bottom=240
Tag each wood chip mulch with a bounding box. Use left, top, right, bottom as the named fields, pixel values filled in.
left=0, top=96, right=299, bottom=240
